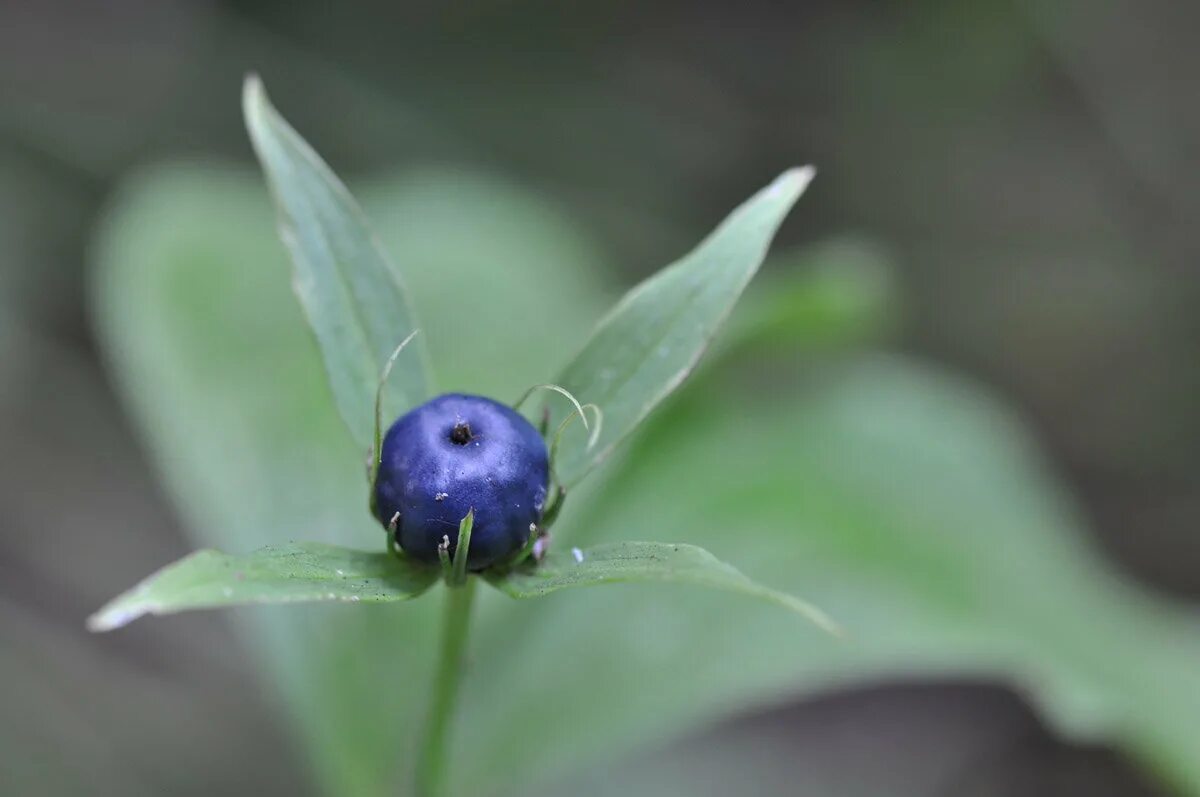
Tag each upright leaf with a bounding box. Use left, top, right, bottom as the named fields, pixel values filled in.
left=551, top=168, right=813, bottom=485
left=89, top=163, right=610, bottom=797
left=243, top=76, right=431, bottom=448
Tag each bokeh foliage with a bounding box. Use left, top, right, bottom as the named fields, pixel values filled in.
left=91, top=161, right=1200, bottom=797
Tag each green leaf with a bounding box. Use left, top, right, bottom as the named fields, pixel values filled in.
left=359, top=166, right=611, bottom=398
left=462, top=357, right=1200, bottom=797
left=88, top=544, right=437, bottom=632
left=727, top=238, right=897, bottom=355
left=488, top=542, right=837, bottom=634
left=92, top=163, right=438, bottom=797
left=89, top=161, right=608, bottom=797
left=92, top=155, right=1200, bottom=797
left=243, top=75, right=431, bottom=449
left=551, top=168, right=814, bottom=486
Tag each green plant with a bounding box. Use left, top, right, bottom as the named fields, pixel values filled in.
left=86, top=78, right=1200, bottom=797
left=89, top=76, right=835, bottom=796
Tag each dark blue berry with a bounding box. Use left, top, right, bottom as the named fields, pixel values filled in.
left=374, top=393, right=549, bottom=570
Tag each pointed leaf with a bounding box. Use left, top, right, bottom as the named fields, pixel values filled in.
left=487, top=541, right=837, bottom=634
left=551, top=168, right=813, bottom=485
left=89, top=544, right=438, bottom=632
left=89, top=163, right=608, bottom=797
left=243, top=76, right=431, bottom=448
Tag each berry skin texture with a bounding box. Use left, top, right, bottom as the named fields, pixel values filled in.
left=374, top=393, right=550, bottom=570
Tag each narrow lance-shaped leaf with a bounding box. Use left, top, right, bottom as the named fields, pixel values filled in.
left=550, top=168, right=814, bottom=486
left=486, top=541, right=838, bottom=635
left=243, top=75, right=432, bottom=449
left=88, top=543, right=439, bottom=632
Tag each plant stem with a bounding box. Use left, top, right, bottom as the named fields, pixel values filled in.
left=414, top=578, right=477, bottom=797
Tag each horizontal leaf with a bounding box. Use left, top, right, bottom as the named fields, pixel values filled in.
left=551, top=168, right=813, bottom=486
left=89, top=543, right=438, bottom=632
left=486, top=541, right=838, bottom=635
left=243, top=76, right=431, bottom=449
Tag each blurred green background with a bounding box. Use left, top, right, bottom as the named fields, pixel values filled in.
left=3, top=2, right=1199, bottom=796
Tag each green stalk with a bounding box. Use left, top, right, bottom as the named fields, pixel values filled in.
left=414, top=578, right=477, bottom=797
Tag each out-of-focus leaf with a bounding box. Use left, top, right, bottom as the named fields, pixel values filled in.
left=89, top=544, right=437, bottom=632
left=728, top=238, right=897, bottom=355
left=456, top=356, right=1200, bottom=797
left=359, top=167, right=611, bottom=399
left=243, top=76, right=431, bottom=448
left=0, top=328, right=308, bottom=796
left=92, top=158, right=1200, bottom=797
left=550, top=167, right=814, bottom=486
left=488, top=541, right=836, bottom=634
left=94, top=163, right=431, bottom=797
left=90, top=161, right=607, bottom=797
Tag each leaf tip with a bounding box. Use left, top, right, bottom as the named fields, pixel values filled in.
left=761, top=582, right=840, bottom=637
left=813, top=610, right=844, bottom=639
left=777, top=592, right=841, bottom=637
left=242, top=72, right=265, bottom=108
left=773, top=165, right=816, bottom=202
left=86, top=603, right=139, bottom=633
left=242, top=73, right=275, bottom=141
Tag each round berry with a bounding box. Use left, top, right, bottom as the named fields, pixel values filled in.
left=374, top=393, right=549, bottom=569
